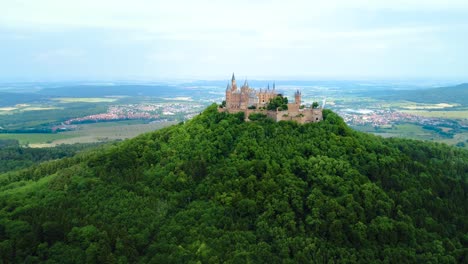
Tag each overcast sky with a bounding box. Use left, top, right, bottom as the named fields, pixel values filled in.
left=1, top=0, right=468, bottom=81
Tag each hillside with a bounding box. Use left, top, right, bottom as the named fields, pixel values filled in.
left=0, top=105, right=467, bottom=263
left=37, top=85, right=203, bottom=98
left=376, top=83, right=468, bottom=105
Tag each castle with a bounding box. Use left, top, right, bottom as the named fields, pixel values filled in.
left=219, top=73, right=323, bottom=124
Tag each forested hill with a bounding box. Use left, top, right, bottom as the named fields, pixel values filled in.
left=1, top=105, right=467, bottom=263
left=376, top=83, right=468, bottom=105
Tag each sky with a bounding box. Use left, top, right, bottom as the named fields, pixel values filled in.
left=1, top=0, right=468, bottom=81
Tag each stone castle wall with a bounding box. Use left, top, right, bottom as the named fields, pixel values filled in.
left=218, top=104, right=323, bottom=124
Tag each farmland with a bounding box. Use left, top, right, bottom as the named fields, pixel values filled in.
left=0, top=81, right=467, bottom=149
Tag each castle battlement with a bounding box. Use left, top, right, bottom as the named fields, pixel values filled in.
left=219, top=73, right=323, bottom=124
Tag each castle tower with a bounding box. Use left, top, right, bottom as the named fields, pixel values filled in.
left=295, top=89, right=301, bottom=105
left=231, top=72, right=237, bottom=90
left=225, top=82, right=231, bottom=106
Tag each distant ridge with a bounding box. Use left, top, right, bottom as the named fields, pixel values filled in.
left=38, top=85, right=204, bottom=97
left=378, top=83, right=468, bottom=105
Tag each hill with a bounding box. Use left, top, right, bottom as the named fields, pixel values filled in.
left=0, top=105, right=467, bottom=263
left=38, top=85, right=204, bottom=98
left=376, top=83, right=468, bottom=105
left=0, top=92, right=46, bottom=107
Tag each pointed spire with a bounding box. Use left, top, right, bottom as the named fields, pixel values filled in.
left=267, top=83, right=270, bottom=89
left=273, top=82, right=276, bottom=90
left=243, top=79, right=249, bottom=87
left=231, top=72, right=236, bottom=81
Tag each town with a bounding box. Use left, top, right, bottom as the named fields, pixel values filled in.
left=63, top=102, right=205, bottom=125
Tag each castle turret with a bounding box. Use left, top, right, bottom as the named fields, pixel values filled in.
left=295, top=89, right=301, bottom=105
left=231, top=72, right=237, bottom=90
left=242, top=79, right=249, bottom=89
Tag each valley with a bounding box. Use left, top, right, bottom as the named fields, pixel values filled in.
left=0, top=81, right=466, bottom=148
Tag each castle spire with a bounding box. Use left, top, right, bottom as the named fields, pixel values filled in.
left=273, top=82, right=276, bottom=90
left=295, top=89, right=301, bottom=105
left=231, top=73, right=237, bottom=90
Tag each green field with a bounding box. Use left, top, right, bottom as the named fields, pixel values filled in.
left=0, top=121, right=177, bottom=147
left=353, top=123, right=468, bottom=149
left=401, top=110, right=468, bottom=119
left=356, top=123, right=444, bottom=140
left=51, top=97, right=118, bottom=103
left=0, top=133, right=78, bottom=145
left=29, top=121, right=176, bottom=147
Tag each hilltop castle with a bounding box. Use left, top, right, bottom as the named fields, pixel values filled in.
left=219, top=73, right=323, bottom=124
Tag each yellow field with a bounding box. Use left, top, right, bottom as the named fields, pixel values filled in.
left=0, top=107, right=18, bottom=111
left=163, top=97, right=193, bottom=101
left=401, top=103, right=459, bottom=110
left=401, top=110, right=468, bottom=119
left=379, top=101, right=460, bottom=110
left=52, top=97, right=117, bottom=103
left=22, top=107, right=60, bottom=111
left=0, top=106, right=60, bottom=114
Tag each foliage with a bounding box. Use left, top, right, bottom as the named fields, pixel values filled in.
left=267, top=95, right=288, bottom=111
left=0, top=140, right=103, bottom=173
left=312, top=102, right=319, bottom=109
left=248, top=113, right=267, bottom=121
left=0, top=104, right=467, bottom=263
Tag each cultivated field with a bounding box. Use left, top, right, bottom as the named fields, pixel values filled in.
left=26, top=121, right=177, bottom=147
left=51, top=97, right=118, bottom=103
left=401, top=110, right=468, bottom=119
left=0, top=133, right=76, bottom=145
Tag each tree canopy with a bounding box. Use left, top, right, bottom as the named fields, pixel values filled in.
left=0, top=104, right=467, bottom=263
left=267, top=95, right=288, bottom=111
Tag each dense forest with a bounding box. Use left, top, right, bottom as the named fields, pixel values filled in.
left=0, top=104, right=467, bottom=263
left=0, top=140, right=104, bottom=174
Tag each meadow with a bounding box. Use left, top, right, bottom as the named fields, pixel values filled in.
left=25, top=121, right=177, bottom=147
left=0, top=133, right=77, bottom=145
left=401, top=110, right=468, bottom=119
left=51, top=97, right=118, bottom=103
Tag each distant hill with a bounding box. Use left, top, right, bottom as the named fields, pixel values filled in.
left=0, top=92, right=46, bottom=107
left=38, top=85, right=205, bottom=98
left=0, top=105, right=467, bottom=262
left=377, top=83, right=468, bottom=105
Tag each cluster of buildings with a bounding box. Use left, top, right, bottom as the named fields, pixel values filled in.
left=219, top=73, right=323, bottom=124
left=64, top=103, right=204, bottom=124
left=339, top=109, right=444, bottom=127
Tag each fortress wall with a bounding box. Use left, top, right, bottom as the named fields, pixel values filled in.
left=218, top=107, right=323, bottom=123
